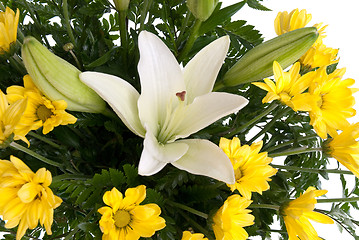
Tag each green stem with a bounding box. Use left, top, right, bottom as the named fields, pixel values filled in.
left=249, top=204, right=280, bottom=211
left=268, top=147, right=322, bottom=158
left=166, top=200, right=208, bottom=219
left=139, top=0, right=153, bottom=31
left=317, top=197, right=359, bottom=204
left=176, top=9, right=191, bottom=44
left=223, top=102, right=278, bottom=138
left=177, top=19, right=202, bottom=62
left=10, top=142, right=63, bottom=168
left=63, top=0, right=76, bottom=45
left=271, top=164, right=353, bottom=175
left=119, top=10, right=128, bottom=49
left=0, top=2, right=5, bottom=11
left=177, top=210, right=214, bottom=240
left=28, top=132, right=62, bottom=149
left=265, top=134, right=319, bottom=153
left=247, top=107, right=291, bottom=145
left=52, top=174, right=90, bottom=184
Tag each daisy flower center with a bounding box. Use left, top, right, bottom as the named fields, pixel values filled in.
left=114, top=210, right=131, bottom=228
left=36, top=105, right=53, bottom=122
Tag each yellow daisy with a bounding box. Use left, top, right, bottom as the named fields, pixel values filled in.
left=0, top=6, right=19, bottom=53
left=325, top=123, right=359, bottom=178
left=274, top=9, right=312, bottom=35
left=219, top=137, right=277, bottom=200
left=307, top=67, right=357, bottom=139
left=181, top=231, right=208, bottom=240
left=212, top=194, right=254, bottom=240
left=0, top=89, right=33, bottom=145
left=281, top=187, right=334, bottom=240
left=0, top=155, right=62, bottom=240
left=7, top=75, right=77, bottom=134
left=98, top=185, right=166, bottom=240
left=252, top=61, right=315, bottom=111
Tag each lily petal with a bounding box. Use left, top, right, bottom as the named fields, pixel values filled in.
left=172, top=139, right=235, bottom=184
left=183, top=36, right=230, bottom=103
left=174, top=92, right=248, bottom=140
left=137, top=31, right=186, bottom=135
left=80, top=72, right=145, bottom=137
left=138, top=130, right=189, bottom=176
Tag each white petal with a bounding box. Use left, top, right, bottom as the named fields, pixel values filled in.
left=137, top=31, right=186, bottom=134
left=80, top=72, right=145, bottom=137
left=183, top=36, right=230, bottom=103
left=138, top=129, right=189, bottom=176
left=172, top=139, right=235, bottom=184
left=175, top=92, right=248, bottom=140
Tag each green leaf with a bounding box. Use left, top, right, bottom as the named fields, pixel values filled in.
left=199, top=1, right=246, bottom=35
left=246, top=0, right=271, bottom=11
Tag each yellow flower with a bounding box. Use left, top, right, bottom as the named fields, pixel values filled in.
left=181, top=231, right=208, bottom=240
left=0, top=89, right=33, bottom=145
left=274, top=9, right=312, bottom=35
left=281, top=187, right=334, bottom=240
left=0, top=7, right=19, bottom=53
left=252, top=61, right=315, bottom=111
left=307, top=67, right=357, bottom=139
left=219, top=137, right=277, bottom=199
left=7, top=75, right=77, bottom=134
left=0, top=155, right=62, bottom=240
left=212, top=194, right=254, bottom=240
left=274, top=9, right=338, bottom=69
left=98, top=185, right=166, bottom=240
left=326, top=123, right=359, bottom=178
left=299, top=39, right=339, bottom=69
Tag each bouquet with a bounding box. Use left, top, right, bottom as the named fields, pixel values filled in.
left=0, top=0, right=358, bottom=239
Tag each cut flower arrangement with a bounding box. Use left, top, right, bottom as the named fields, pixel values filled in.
left=0, top=0, right=358, bottom=239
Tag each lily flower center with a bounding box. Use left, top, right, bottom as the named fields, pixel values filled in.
left=36, top=105, right=53, bottom=122
left=176, top=91, right=186, bottom=101
left=114, top=210, right=131, bottom=228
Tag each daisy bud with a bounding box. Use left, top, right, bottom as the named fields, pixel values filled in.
left=113, top=0, right=130, bottom=11
left=223, top=27, right=318, bottom=86
left=21, top=36, right=106, bottom=113
left=187, top=0, right=218, bottom=21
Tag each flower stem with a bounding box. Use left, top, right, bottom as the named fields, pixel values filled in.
left=28, top=131, right=62, bottom=149
left=62, top=0, right=76, bottom=45
left=223, top=102, right=278, bottom=137
left=139, top=0, right=153, bottom=31
left=177, top=210, right=214, bottom=240
left=177, top=19, right=202, bottom=62
left=166, top=200, right=208, bottom=219
left=10, top=142, right=63, bottom=168
left=265, top=134, right=319, bottom=153
left=9, top=54, right=27, bottom=75
left=52, top=174, right=91, bottom=184
left=249, top=204, right=280, bottom=211
left=317, top=197, right=359, bottom=203
left=247, top=107, right=291, bottom=145
left=268, top=147, right=322, bottom=158
left=271, top=164, right=353, bottom=175
left=119, top=10, right=128, bottom=50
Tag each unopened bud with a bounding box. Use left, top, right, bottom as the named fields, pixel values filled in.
left=22, top=37, right=106, bottom=113
left=223, top=27, right=319, bottom=86
left=113, top=0, right=130, bottom=11
left=63, top=43, right=74, bottom=52
left=187, top=0, right=218, bottom=22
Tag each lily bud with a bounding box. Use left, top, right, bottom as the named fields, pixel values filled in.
left=21, top=36, right=106, bottom=113
left=223, top=27, right=319, bottom=86
left=113, top=0, right=130, bottom=11
left=187, top=0, right=218, bottom=22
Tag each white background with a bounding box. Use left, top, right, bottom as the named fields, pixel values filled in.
left=224, top=0, right=359, bottom=239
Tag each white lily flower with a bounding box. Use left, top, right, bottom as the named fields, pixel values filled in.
left=80, top=31, right=248, bottom=184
